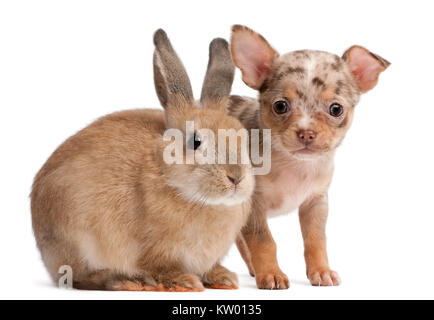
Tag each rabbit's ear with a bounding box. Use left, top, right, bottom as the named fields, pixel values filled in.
left=200, top=38, right=235, bottom=109
left=153, top=29, right=194, bottom=109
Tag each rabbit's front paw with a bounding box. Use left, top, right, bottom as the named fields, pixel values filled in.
left=202, top=264, right=239, bottom=290
left=107, top=279, right=146, bottom=291
left=151, top=273, right=204, bottom=292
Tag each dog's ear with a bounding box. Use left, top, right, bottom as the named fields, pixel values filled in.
left=343, top=46, right=390, bottom=93
left=231, top=25, right=278, bottom=90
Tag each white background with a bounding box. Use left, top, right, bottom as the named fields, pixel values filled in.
left=1, top=0, right=433, bottom=300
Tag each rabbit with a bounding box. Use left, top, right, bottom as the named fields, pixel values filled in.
left=30, top=29, right=254, bottom=291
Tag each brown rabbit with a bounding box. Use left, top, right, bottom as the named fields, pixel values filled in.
left=30, top=29, right=254, bottom=291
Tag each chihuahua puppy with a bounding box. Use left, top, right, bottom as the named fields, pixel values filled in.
left=229, top=25, right=390, bottom=289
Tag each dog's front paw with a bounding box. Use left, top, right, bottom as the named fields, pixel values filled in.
left=308, top=268, right=341, bottom=286
left=256, top=271, right=289, bottom=290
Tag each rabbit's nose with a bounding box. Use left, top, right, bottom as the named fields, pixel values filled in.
left=227, top=175, right=242, bottom=186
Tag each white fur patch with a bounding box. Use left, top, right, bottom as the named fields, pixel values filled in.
left=298, top=112, right=312, bottom=129
left=171, top=180, right=249, bottom=207
left=304, top=56, right=318, bottom=84
left=167, top=169, right=252, bottom=207
left=202, top=191, right=249, bottom=206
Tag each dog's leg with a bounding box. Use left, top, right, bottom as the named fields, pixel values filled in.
left=241, top=212, right=289, bottom=290
left=299, top=193, right=341, bottom=286
left=236, top=235, right=255, bottom=277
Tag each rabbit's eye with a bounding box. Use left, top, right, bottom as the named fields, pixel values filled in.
left=329, top=103, right=343, bottom=117
left=273, top=100, right=290, bottom=115
left=188, top=133, right=201, bottom=150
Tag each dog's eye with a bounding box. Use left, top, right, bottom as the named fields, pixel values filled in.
left=188, top=133, right=201, bottom=150
left=273, top=100, right=290, bottom=115
left=329, top=103, right=343, bottom=117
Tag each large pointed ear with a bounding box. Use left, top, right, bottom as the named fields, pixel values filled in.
left=231, top=25, right=278, bottom=90
left=200, top=38, right=235, bottom=108
left=153, top=29, right=194, bottom=109
left=343, top=45, right=391, bottom=93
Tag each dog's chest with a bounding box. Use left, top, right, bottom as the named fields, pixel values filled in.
left=260, top=160, right=327, bottom=217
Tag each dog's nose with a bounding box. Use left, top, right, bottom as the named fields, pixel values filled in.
left=297, top=129, right=317, bottom=143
